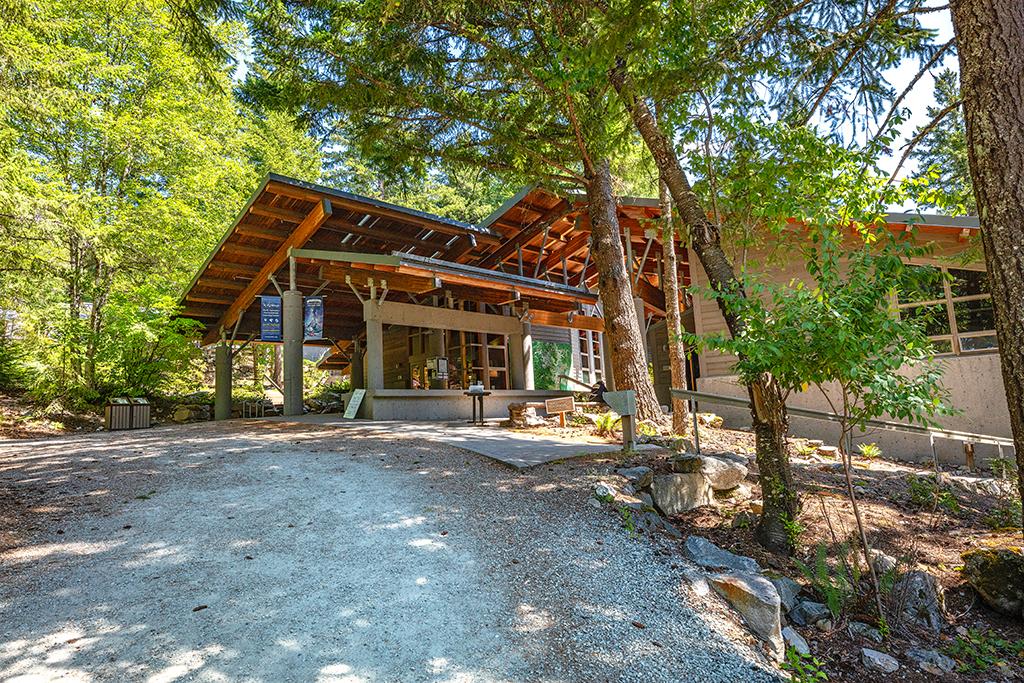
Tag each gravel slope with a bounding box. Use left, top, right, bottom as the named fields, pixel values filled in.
left=0, top=420, right=782, bottom=682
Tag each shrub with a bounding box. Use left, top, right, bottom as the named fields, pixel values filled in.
left=857, top=442, right=882, bottom=459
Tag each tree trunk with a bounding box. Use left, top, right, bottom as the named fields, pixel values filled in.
left=659, top=178, right=691, bottom=434
left=585, top=157, right=662, bottom=423
left=949, top=0, right=1024, bottom=537
left=611, top=64, right=798, bottom=551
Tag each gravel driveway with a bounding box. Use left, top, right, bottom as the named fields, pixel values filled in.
left=0, top=420, right=781, bottom=682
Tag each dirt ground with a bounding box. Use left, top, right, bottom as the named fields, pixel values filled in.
left=0, top=419, right=781, bottom=683
left=618, top=423, right=1024, bottom=682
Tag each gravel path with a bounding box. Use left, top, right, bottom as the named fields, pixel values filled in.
left=0, top=420, right=782, bottom=682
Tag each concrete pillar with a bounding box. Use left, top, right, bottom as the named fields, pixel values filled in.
left=282, top=289, right=304, bottom=416
left=522, top=322, right=534, bottom=390
left=350, top=340, right=364, bottom=389
left=569, top=329, right=582, bottom=387
left=600, top=332, right=616, bottom=391
left=364, top=300, right=384, bottom=390
left=508, top=322, right=534, bottom=390
left=633, top=296, right=650, bottom=361
left=214, top=340, right=232, bottom=420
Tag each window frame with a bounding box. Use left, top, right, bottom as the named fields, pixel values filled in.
left=894, top=263, right=997, bottom=356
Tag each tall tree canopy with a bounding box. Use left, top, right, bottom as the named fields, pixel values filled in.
left=0, top=0, right=320, bottom=402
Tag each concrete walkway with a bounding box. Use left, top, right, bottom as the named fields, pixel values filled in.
left=280, top=414, right=652, bottom=468
left=0, top=420, right=780, bottom=682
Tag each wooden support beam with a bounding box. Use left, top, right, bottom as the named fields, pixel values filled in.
left=203, top=199, right=333, bottom=345
left=205, top=261, right=261, bottom=276
left=319, top=265, right=437, bottom=295
left=235, top=223, right=291, bottom=241
left=475, top=200, right=573, bottom=269
left=218, top=242, right=277, bottom=260
left=529, top=309, right=605, bottom=332
left=440, top=234, right=477, bottom=262
left=541, top=230, right=590, bottom=274
left=248, top=203, right=306, bottom=223
left=186, top=292, right=237, bottom=306
left=196, top=277, right=247, bottom=291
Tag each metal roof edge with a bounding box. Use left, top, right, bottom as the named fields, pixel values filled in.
left=265, top=173, right=496, bottom=236
left=885, top=212, right=980, bottom=229
left=475, top=183, right=539, bottom=232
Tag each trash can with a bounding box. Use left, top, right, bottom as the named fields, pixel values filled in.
left=129, top=397, right=151, bottom=429
left=104, top=397, right=152, bottom=431
left=105, top=398, right=133, bottom=431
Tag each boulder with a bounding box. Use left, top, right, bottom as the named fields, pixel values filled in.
left=861, top=648, right=899, bottom=673
left=701, top=456, right=749, bottom=491
left=893, top=569, right=945, bottom=631
left=684, top=536, right=761, bottom=573
left=697, top=412, right=724, bottom=428
left=671, top=437, right=695, bottom=452
left=769, top=576, right=803, bottom=613
left=709, top=571, right=784, bottom=661
left=507, top=402, right=545, bottom=428
left=789, top=600, right=831, bottom=627
left=782, top=626, right=810, bottom=656
left=650, top=474, right=714, bottom=516
left=906, top=648, right=956, bottom=675
left=669, top=454, right=748, bottom=490
left=962, top=547, right=1024, bottom=618
left=749, top=499, right=764, bottom=515
left=670, top=454, right=704, bottom=473
left=615, top=466, right=654, bottom=490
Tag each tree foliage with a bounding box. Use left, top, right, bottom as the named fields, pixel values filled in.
left=0, top=0, right=320, bottom=403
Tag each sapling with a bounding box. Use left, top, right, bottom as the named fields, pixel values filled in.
left=695, top=222, right=951, bottom=621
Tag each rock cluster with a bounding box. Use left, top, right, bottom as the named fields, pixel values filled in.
left=506, top=402, right=546, bottom=428
left=591, top=470, right=681, bottom=538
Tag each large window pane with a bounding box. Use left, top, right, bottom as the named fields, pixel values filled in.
left=901, top=303, right=951, bottom=337
left=960, top=334, right=998, bottom=351
left=949, top=268, right=990, bottom=298
left=954, top=298, right=996, bottom=333
left=896, top=265, right=945, bottom=303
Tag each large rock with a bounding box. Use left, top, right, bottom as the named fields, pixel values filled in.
left=769, top=576, right=803, bottom=613
left=650, top=474, right=714, bottom=515
left=782, top=626, right=810, bottom=656
left=906, top=648, right=956, bottom=675
left=789, top=600, right=831, bottom=627
left=709, top=571, right=784, bottom=661
left=701, top=456, right=748, bottom=491
left=668, top=454, right=747, bottom=491
left=861, top=648, right=899, bottom=673
left=615, top=466, right=653, bottom=490
left=684, top=535, right=761, bottom=573
left=962, top=547, right=1024, bottom=618
left=893, top=569, right=945, bottom=631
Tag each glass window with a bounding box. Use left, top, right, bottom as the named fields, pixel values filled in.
left=895, top=264, right=997, bottom=355
left=949, top=268, right=990, bottom=298
left=900, top=303, right=951, bottom=337
left=897, top=265, right=945, bottom=303
left=954, top=298, right=996, bottom=333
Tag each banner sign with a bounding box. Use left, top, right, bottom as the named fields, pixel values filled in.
left=304, top=296, right=324, bottom=340
left=260, top=296, right=282, bottom=342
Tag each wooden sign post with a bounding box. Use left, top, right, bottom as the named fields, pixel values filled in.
left=544, top=396, right=576, bottom=427
left=602, top=390, right=637, bottom=451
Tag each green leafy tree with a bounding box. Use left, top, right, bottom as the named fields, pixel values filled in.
left=695, top=219, right=950, bottom=619
left=0, top=0, right=320, bottom=403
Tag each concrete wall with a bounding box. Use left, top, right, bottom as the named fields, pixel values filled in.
left=349, top=389, right=573, bottom=421
left=697, top=351, right=1011, bottom=465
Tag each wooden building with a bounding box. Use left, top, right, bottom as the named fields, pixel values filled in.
left=179, top=175, right=685, bottom=420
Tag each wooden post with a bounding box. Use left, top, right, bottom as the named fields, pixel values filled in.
left=964, top=442, right=976, bottom=472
